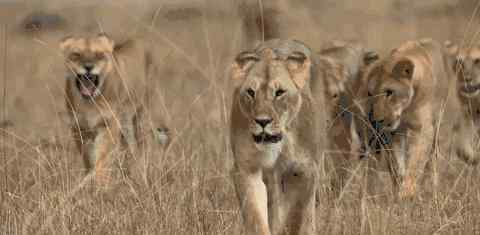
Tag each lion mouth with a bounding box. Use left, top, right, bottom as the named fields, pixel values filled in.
left=76, top=73, right=100, bottom=98
left=460, top=83, right=480, bottom=96
left=253, top=133, right=283, bottom=144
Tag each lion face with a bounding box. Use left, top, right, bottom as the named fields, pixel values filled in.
left=367, top=59, right=415, bottom=132
left=60, top=34, right=115, bottom=99
left=232, top=40, right=312, bottom=146
left=317, top=43, right=379, bottom=115
left=317, top=57, right=347, bottom=108
left=451, top=47, right=480, bottom=98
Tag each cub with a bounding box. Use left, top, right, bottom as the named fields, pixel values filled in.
left=60, top=34, right=154, bottom=186
left=362, top=39, right=450, bottom=198
left=230, top=39, right=321, bottom=234
left=314, top=40, right=379, bottom=196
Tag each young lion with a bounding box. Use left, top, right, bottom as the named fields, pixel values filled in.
left=60, top=34, right=154, bottom=186
left=444, top=41, right=480, bottom=165
left=314, top=40, right=379, bottom=196
left=230, top=39, right=321, bottom=234
left=362, top=39, right=450, bottom=198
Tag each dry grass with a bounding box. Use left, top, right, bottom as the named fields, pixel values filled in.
left=1, top=0, right=480, bottom=234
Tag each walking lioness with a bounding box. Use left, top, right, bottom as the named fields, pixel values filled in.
left=230, top=39, right=320, bottom=235
left=60, top=34, right=153, bottom=186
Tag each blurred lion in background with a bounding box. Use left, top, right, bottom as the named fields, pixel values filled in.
left=314, top=40, right=379, bottom=197
left=445, top=41, right=480, bottom=166
left=60, top=33, right=164, bottom=187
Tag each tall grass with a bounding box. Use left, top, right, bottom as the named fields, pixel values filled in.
left=1, top=1, right=480, bottom=234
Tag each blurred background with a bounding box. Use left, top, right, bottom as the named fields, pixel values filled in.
left=1, top=0, right=478, bottom=138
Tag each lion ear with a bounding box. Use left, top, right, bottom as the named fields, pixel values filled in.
left=392, top=59, right=414, bottom=80
left=287, top=51, right=311, bottom=89
left=59, top=35, right=75, bottom=51
left=97, top=33, right=115, bottom=52
left=231, top=51, right=259, bottom=81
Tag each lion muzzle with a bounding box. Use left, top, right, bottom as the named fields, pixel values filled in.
left=252, top=117, right=283, bottom=144
left=76, top=73, right=100, bottom=98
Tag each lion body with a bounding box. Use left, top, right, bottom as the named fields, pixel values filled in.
left=230, top=39, right=322, bottom=234
left=61, top=35, right=153, bottom=186
left=362, top=39, right=450, bottom=198
left=445, top=42, right=480, bottom=165
left=314, top=41, right=379, bottom=195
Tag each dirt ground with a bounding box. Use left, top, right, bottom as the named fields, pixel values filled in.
left=1, top=0, right=480, bottom=234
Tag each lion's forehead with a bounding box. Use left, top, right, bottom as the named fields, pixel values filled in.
left=245, top=60, right=297, bottom=90
left=254, top=40, right=312, bottom=58
left=465, top=48, right=480, bottom=60
left=67, top=38, right=111, bottom=53
left=66, top=39, right=87, bottom=51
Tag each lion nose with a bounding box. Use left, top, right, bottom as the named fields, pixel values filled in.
left=465, top=75, right=473, bottom=82
left=255, top=118, right=272, bottom=128
left=84, top=65, right=94, bottom=72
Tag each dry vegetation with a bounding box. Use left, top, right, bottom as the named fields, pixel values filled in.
left=1, top=0, right=480, bottom=234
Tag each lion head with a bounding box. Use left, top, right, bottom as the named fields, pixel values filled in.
left=445, top=42, right=480, bottom=98
left=316, top=41, right=379, bottom=115
left=366, top=58, right=417, bottom=132
left=60, top=34, right=115, bottom=99
left=231, top=39, right=313, bottom=146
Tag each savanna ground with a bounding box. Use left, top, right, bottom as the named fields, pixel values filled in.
left=1, top=0, right=480, bottom=234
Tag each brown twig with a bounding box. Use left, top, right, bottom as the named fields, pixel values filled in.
left=2, top=24, right=8, bottom=199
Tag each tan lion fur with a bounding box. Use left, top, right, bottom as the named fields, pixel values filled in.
left=61, top=34, right=156, bottom=187
left=230, top=39, right=323, bottom=235
left=359, top=38, right=451, bottom=198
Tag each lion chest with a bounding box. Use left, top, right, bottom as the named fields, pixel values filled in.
left=254, top=142, right=283, bottom=169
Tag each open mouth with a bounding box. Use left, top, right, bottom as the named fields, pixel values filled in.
left=460, top=83, right=480, bottom=95
left=252, top=132, right=283, bottom=144
left=367, top=119, right=395, bottom=154
left=75, top=73, right=100, bottom=98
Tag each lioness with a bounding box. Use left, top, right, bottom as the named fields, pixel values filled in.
left=60, top=34, right=154, bottom=186
left=444, top=41, right=480, bottom=165
left=230, top=39, right=320, bottom=234
left=362, top=39, right=450, bottom=198
left=314, top=40, right=379, bottom=196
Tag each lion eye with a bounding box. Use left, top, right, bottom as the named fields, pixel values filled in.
left=69, top=52, right=81, bottom=60
left=474, top=58, right=480, bottom=65
left=275, top=89, right=286, bottom=97
left=385, top=89, right=394, bottom=97
left=246, top=88, right=255, bottom=98
left=95, top=52, right=105, bottom=60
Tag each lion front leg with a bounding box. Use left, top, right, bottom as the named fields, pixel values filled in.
left=91, top=125, right=120, bottom=187
left=398, top=129, right=431, bottom=199
left=231, top=166, right=271, bottom=235
left=71, top=125, right=96, bottom=172
left=455, top=122, right=480, bottom=165
left=268, top=159, right=316, bottom=235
